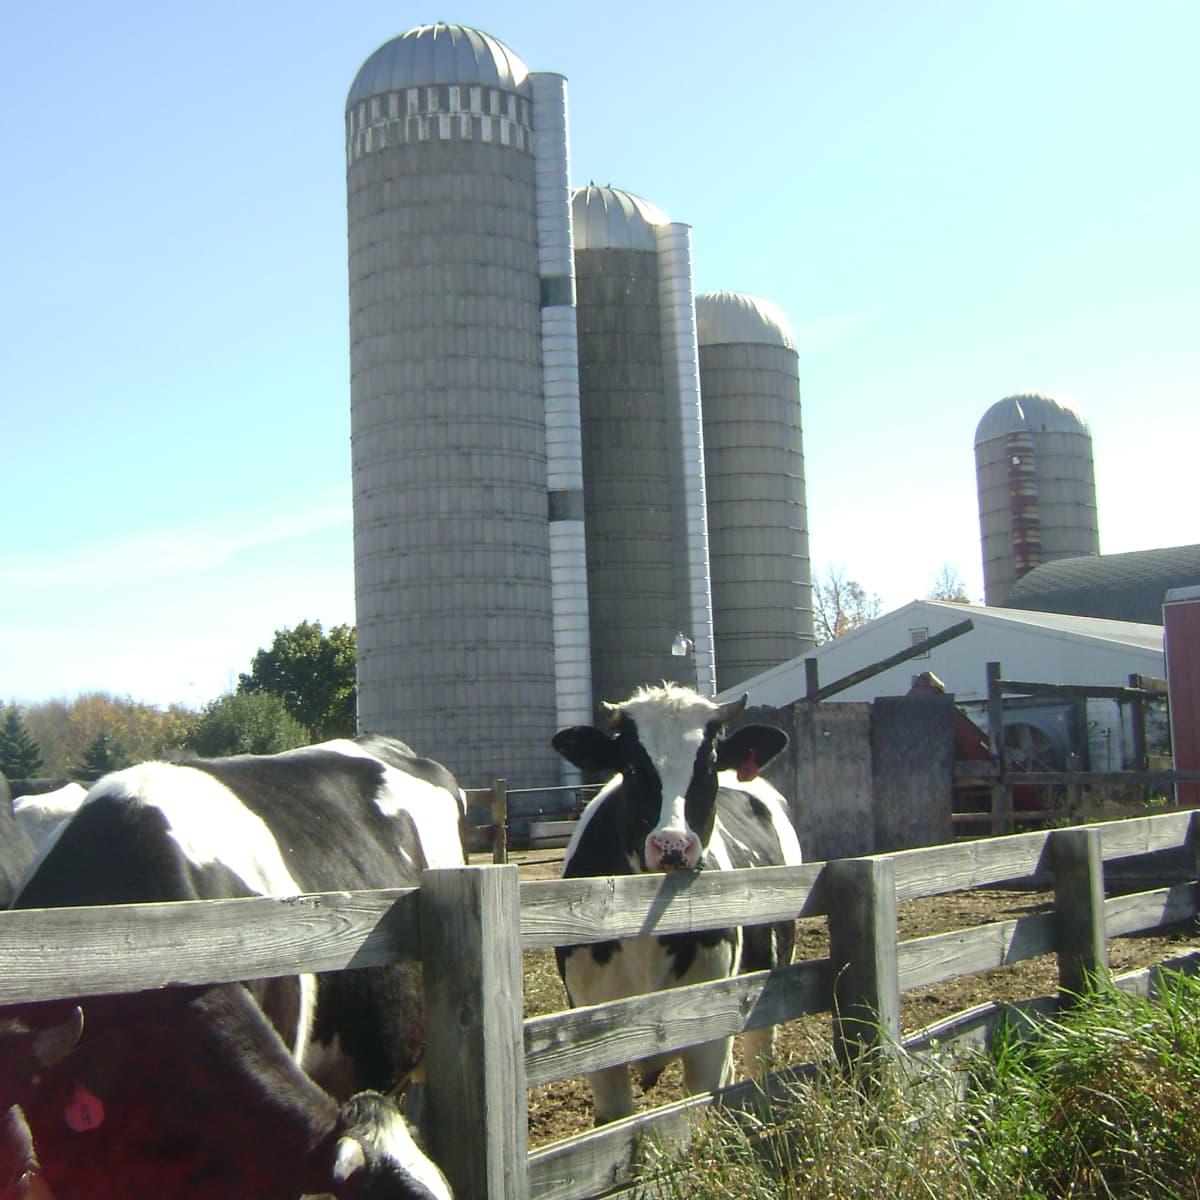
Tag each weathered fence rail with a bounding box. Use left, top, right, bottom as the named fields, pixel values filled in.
left=1, top=809, right=1197, bottom=1200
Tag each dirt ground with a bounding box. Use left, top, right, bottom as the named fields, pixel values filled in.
left=495, top=847, right=1200, bottom=1149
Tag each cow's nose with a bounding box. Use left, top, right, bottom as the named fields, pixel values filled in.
left=646, top=829, right=701, bottom=872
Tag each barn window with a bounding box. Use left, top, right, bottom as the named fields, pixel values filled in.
left=909, top=627, right=930, bottom=659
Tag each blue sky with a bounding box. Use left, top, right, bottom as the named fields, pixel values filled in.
left=3, top=1, right=1196, bottom=710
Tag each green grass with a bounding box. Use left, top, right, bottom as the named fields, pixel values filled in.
left=635, top=970, right=1200, bottom=1200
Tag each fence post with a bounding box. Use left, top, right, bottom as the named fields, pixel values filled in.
left=825, top=856, right=901, bottom=1068
left=420, top=865, right=528, bottom=1200
left=986, top=661, right=1014, bottom=834
left=1050, top=826, right=1108, bottom=1001
left=491, top=778, right=509, bottom=864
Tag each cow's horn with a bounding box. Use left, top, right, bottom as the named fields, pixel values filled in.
left=600, top=701, right=622, bottom=726
left=34, top=1006, right=84, bottom=1067
left=713, top=693, right=748, bottom=725
left=332, top=1136, right=366, bottom=1182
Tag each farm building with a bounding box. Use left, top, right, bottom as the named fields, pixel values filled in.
left=725, top=599, right=1164, bottom=708
left=722, top=600, right=1167, bottom=801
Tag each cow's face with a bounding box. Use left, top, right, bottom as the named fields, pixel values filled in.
left=552, top=684, right=787, bottom=872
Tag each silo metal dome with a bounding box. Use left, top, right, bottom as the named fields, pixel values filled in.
left=346, top=23, right=561, bottom=784
left=572, top=185, right=669, bottom=251
left=974, top=392, right=1099, bottom=608
left=696, top=291, right=814, bottom=688
left=974, top=392, right=1091, bottom=444
left=347, top=23, right=529, bottom=107
left=695, top=290, right=797, bottom=352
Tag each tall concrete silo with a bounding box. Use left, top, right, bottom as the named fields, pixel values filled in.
left=346, top=24, right=591, bottom=785
left=974, top=392, right=1100, bottom=608
left=695, top=291, right=814, bottom=690
left=572, top=185, right=716, bottom=705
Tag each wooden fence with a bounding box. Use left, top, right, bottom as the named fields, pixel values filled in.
left=1, top=809, right=1198, bottom=1200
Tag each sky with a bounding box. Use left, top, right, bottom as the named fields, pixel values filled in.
left=3, top=0, right=1197, bottom=711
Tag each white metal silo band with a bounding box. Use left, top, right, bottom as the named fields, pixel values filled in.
left=531, top=71, right=593, bottom=740
left=655, top=221, right=717, bottom=697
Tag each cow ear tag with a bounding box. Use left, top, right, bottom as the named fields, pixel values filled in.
left=65, top=1084, right=105, bottom=1132
left=737, top=749, right=760, bottom=782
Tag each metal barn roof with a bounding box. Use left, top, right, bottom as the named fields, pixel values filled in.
left=720, top=600, right=1164, bottom=708
left=1006, top=544, right=1200, bottom=625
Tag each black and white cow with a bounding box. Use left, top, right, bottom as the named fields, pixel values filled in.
left=0, top=779, right=37, bottom=910
left=552, top=683, right=803, bottom=1124
left=8, top=782, right=87, bottom=852
left=0, top=734, right=460, bottom=1200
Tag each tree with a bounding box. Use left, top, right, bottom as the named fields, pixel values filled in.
left=813, top=565, right=883, bottom=643
left=188, top=692, right=311, bottom=757
left=927, top=564, right=971, bottom=603
left=0, top=705, right=44, bottom=778
left=238, top=621, right=357, bottom=741
left=76, top=731, right=130, bottom=782
left=25, top=693, right=196, bottom=777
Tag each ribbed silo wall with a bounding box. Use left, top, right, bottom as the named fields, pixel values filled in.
left=698, top=340, right=814, bottom=689
left=575, top=246, right=683, bottom=704
left=346, top=87, right=559, bottom=785
left=976, top=419, right=1099, bottom=608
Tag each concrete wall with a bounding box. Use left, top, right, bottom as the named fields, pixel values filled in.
left=748, top=695, right=955, bottom=861
left=872, top=694, right=955, bottom=851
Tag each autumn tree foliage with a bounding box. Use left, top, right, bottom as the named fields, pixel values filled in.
left=23, top=694, right=196, bottom=778
left=813, top=565, right=883, bottom=643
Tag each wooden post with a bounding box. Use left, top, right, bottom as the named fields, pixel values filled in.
left=1050, top=826, right=1108, bottom=1001
left=1129, top=673, right=1148, bottom=806
left=805, top=657, right=820, bottom=700
left=491, top=778, right=508, bottom=864
left=420, top=865, right=528, bottom=1200
left=825, top=856, right=900, bottom=1068
left=986, top=661, right=1013, bottom=835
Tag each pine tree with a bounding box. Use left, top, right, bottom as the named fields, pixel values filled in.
left=0, top=705, right=45, bottom=778
left=76, top=731, right=130, bottom=782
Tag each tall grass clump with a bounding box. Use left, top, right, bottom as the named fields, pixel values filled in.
left=970, top=969, right=1200, bottom=1198
left=636, top=968, right=1200, bottom=1200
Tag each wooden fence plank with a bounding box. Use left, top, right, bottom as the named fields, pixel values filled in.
left=896, top=911, right=1058, bottom=991
left=523, top=959, right=830, bottom=1088
left=421, top=865, right=528, bottom=1200
left=1104, top=883, right=1200, bottom=937
left=518, top=864, right=826, bottom=949
left=1098, top=809, right=1197, bottom=859
left=888, top=830, right=1052, bottom=899
left=0, top=888, right=420, bottom=1004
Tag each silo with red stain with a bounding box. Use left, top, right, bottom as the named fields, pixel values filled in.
left=974, top=393, right=1099, bottom=608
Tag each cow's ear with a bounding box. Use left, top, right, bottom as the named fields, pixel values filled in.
left=716, top=725, right=788, bottom=779
left=552, top=727, right=622, bottom=773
